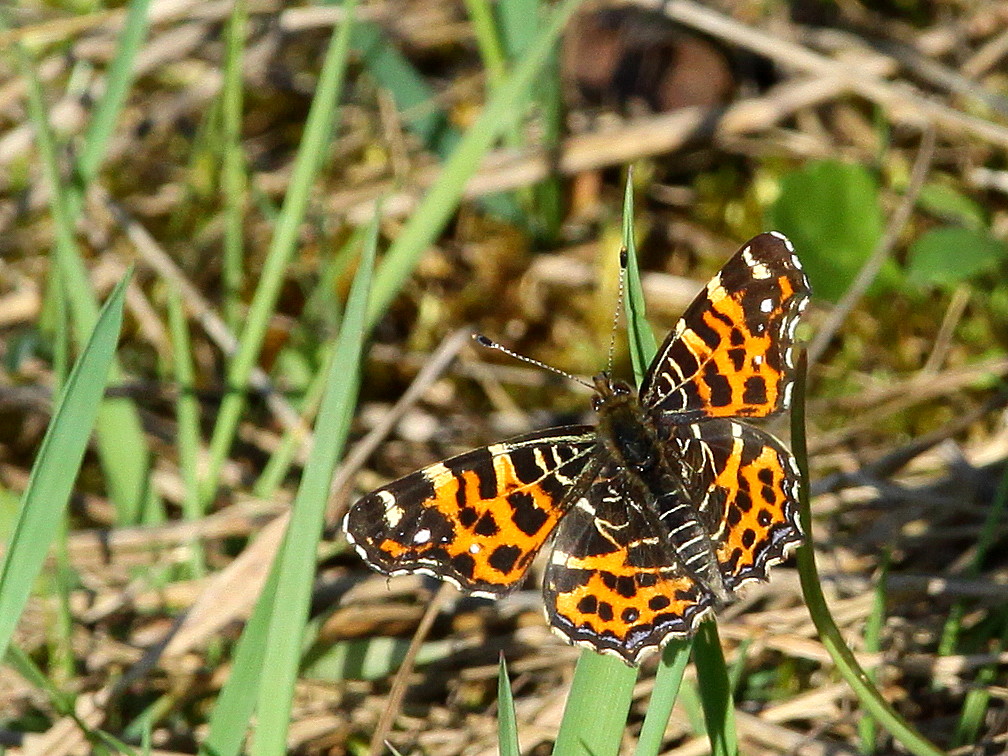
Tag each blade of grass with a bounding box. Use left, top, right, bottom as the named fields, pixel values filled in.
left=858, top=553, right=890, bottom=754
left=248, top=220, right=375, bottom=755
left=5, top=645, right=140, bottom=755
left=498, top=655, right=521, bottom=756
left=198, top=560, right=282, bottom=756
left=938, top=447, right=1008, bottom=657
left=497, top=0, right=539, bottom=61
left=202, top=3, right=356, bottom=505
left=553, top=651, right=637, bottom=756
left=74, top=0, right=153, bottom=185
left=220, top=0, right=249, bottom=330
left=952, top=461, right=1008, bottom=747
left=347, top=17, right=458, bottom=156
left=494, top=0, right=564, bottom=241
left=365, top=0, right=586, bottom=326
left=254, top=228, right=368, bottom=497
left=167, top=286, right=206, bottom=578
left=791, top=355, right=943, bottom=756
left=954, top=613, right=1008, bottom=748
left=634, top=641, right=692, bottom=756
left=465, top=0, right=508, bottom=90
left=6, top=18, right=157, bottom=525
left=200, top=223, right=373, bottom=756
left=621, top=176, right=657, bottom=383
left=627, top=175, right=737, bottom=754
left=0, top=270, right=130, bottom=662
left=692, top=622, right=738, bottom=756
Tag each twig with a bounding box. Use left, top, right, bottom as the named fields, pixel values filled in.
left=367, top=583, right=455, bottom=756
left=921, top=283, right=971, bottom=374
left=331, top=75, right=853, bottom=224
left=637, top=0, right=1008, bottom=148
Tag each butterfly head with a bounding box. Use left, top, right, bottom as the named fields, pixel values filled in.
left=591, top=372, right=636, bottom=412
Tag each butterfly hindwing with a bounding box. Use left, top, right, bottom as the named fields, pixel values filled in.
left=543, top=464, right=714, bottom=663
left=668, top=418, right=803, bottom=592
left=641, top=232, right=810, bottom=421
left=343, top=427, right=596, bottom=597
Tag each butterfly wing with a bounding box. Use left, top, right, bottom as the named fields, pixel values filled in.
left=640, top=232, right=811, bottom=421
left=343, top=427, right=597, bottom=598
left=543, top=464, right=715, bottom=664
left=669, top=418, right=803, bottom=592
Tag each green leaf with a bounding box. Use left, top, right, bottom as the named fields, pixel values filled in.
left=906, top=226, right=1008, bottom=288
left=916, top=182, right=985, bottom=229
left=0, top=270, right=130, bottom=662
left=767, top=161, right=883, bottom=302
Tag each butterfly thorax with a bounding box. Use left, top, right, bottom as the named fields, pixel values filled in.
left=592, top=373, right=732, bottom=604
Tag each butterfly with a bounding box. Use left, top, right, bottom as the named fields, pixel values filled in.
left=344, top=231, right=810, bottom=664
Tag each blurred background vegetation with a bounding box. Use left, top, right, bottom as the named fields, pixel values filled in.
left=1, top=0, right=1007, bottom=754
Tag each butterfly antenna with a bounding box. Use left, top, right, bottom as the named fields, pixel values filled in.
left=605, top=246, right=629, bottom=375
left=472, top=334, right=593, bottom=389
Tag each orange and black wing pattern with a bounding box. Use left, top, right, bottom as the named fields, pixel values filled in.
left=671, top=418, right=803, bottom=592
left=343, top=427, right=597, bottom=598
left=641, top=232, right=810, bottom=421
left=543, top=465, right=714, bottom=664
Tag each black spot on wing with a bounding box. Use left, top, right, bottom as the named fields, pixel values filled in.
left=507, top=490, right=551, bottom=536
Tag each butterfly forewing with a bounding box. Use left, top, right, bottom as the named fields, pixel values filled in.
left=640, top=232, right=810, bottom=421
left=343, top=427, right=597, bottom=597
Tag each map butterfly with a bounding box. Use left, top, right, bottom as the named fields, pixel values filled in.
left=344, top=231, right=810, bottom=664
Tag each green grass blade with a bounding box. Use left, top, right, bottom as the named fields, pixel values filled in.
left=951, top=462, right=1008, bottom=747
left=634, top=641, right=692, bottom=756
left=791, top=356, right=944, bottom=756
left=75, top=0, right=153, bottom=184
left=366, top=0, right=586, bottom=326
left=0, top=271, right=130, bottom=662
left=858, top=553, right=889, bottom=754
left=621, top=176, right=658, bottom=383
left=692, top=622, right=737, bottom=756
left=553, top=651, right=637, bottom=756
left=202, top=4, right=356, bottom=503
left=953, top=614, right=1007, bottom=748
left=167, top=286, right=205, bottom=577
left=497, top=0, right=539, bottom=61
left=199, top=563, right=281, bottom=756
left=497, top=655, right=520, bottom=756
left=248, top=220, right=375, bottom=755
left=465, top=0, right=508, bottom=90
left=938, top=450, right=1007, bottom=660
left=626, top=171, right=693, bottom=755
left=220, top=0, right=250, bottom=330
